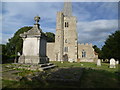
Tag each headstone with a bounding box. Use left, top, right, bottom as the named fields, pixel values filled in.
left=116, top=61, right=119, bottom=65
left=97, top=59, right=101, bottom=66
left=69, top=59, right=73, bottom=63
left=17, top=52, right=20, bottom=56
left=81, top=64, right=83, bottom=66
left=109, top=58, right=116, bottom=68
left=61, top=61, right=63, bottom=63
left=101, top=59, right=103, bottom=62
left=105, top=59, right=109, bottom=62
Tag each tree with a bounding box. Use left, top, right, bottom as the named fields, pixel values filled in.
left=5, top=26, right=32, bottom=58
left=101, top=30, right=120, bottom=61
left=45, top=32, right=55, bottom=42
left=93, top=45, right=101, bottom=58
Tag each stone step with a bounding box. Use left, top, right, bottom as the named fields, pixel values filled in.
left=41, top=65, right=56, bottom=70
left=40, top=63, right=54, bottom=67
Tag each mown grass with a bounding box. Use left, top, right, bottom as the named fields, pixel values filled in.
left=13, top=70, right=36, bottom=77
left=2, top=79, right=45, bottom=88
left=2, top=61, right=120, bottom=88
left=49, top=61, right=120, bottom=88
left=50, top=61, right=119, bottom=73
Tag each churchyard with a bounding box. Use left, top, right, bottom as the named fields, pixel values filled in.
left=2, top=61, right=120, bottom=88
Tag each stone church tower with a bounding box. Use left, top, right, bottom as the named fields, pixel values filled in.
left=46, top=1, right=98, bottom=62
left=54, top=1, right=77, bottom=62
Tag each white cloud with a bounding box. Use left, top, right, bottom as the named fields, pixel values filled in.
left=2, top=2, right=62, bottom=43
left=1, top=2, right=118, bottom=49
left=77, top=19, right=118, bottom=46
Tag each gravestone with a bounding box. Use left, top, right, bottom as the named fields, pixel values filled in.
left=116, top=61, right=119, bottom=65
left=105, top=59, right=109, bottom=62
left=101, top=59, right=103, bottom=62
left=97, top=59, right=101, bottom=66
left=69, top=59, right=74, bottom=63
left=18, top=16, right=48, bottom=64
left=109, top=58, right=116, bottom=68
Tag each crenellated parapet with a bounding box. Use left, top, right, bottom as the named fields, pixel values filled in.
left=78, top=43, right=93, bottom=47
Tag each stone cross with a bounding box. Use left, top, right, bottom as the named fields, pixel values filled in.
left=109, top=58, right=116, bottom=68
left=97, top=59, right=101, bottom=66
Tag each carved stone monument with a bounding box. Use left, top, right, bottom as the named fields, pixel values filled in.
left=109, top=58, right=116, bottom=68
left=97, top=59, right=101, bottom=66
left=18, top=16, right=48, bottom=64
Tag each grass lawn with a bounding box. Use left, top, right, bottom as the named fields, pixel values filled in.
left=50, top=61, right=120, bottom=88
left=50, top=61, right=119, bottom=72
left=2, top=61, right=120, bottom=88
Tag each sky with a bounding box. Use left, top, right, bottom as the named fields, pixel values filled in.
left=1, top=1, right=118, bottom=48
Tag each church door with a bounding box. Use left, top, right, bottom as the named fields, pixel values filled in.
left=63, top=54, right=68, bottom=61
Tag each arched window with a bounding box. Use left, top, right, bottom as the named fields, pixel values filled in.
left=82, top=50, right=86, bottom=58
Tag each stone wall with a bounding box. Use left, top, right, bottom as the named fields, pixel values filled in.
left=63, top=16, right=77, bottom=62
left=47, top=43, right=55, bottom=61
left=54, top=12, right=64, bottom=61
left=78, top=43, right=96, bottom=62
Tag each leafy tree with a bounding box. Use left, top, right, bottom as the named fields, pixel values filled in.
left=93, top=45, right=101, bottom=58
left=5, top=26, right=32, bottom=57
left=101, top=30, right=120, bottom=61
left=45, top=32, right=55, bottom=42
left=0, top=44, right=9, bottom=63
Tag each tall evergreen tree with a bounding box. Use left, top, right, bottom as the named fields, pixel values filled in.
left=101, top=30, right=120, bottom=61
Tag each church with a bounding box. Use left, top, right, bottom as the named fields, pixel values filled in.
left=47, top=2, right=98, bottom=62
left=18, top=2, right=98, bottom=64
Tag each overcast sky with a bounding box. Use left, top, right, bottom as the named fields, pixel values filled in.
left=1, top=1, right=118, bottom=48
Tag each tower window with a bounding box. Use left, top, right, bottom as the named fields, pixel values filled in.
left=82, top=50, right=86, bottom=58
left=65, top=22, right=69, bottom=27
left=65, top=22, right=67, bottom=27
left=64, top=47, right=68, bottom=52
left=67, top=22, right=69, bottom=27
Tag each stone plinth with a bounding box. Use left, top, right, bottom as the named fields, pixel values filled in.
left=18, top=16, right=48, bottom=64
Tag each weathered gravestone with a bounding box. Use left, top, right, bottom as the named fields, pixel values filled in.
left=105, top=59, right=109, bottom=62
left=109, top=58, right=116, bottom=68
left=97, top=59, right=101, bottom=66
left=101, top=59, right=104, bottom=62
left=18, top=16, right=48, bottom=64
left=116, top=60, right=119, bottom=65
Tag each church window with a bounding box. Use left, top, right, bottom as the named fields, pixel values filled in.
left=64, top=47, right=68, bottom=52
left=65, top=22, right=69, bottom=27
left=65, top=22, right=67, bottom=27
left=82, top=50, right=86, bottom=58
left=67, top=22, right=69, bottom=27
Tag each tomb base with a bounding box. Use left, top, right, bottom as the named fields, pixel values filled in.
left=18, top=55, right=49, bottom=64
